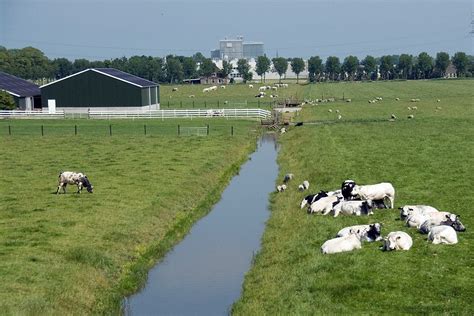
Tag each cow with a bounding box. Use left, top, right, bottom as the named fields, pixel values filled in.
left=310, top=195, right=340, bottom=215
left=419, top=213, right=465, bottom=234
left=300, top=191, right=328, bottom=209
left=332, top=199, right=374, bottom=217
left=56, top=171, right=93, bottom=194
left=382, top=231, right=412, bottom=251
left=341, top=180, right=356, bottom=200
left=351, top=182, right=395, bottom=208
left=399, top=205, right=439, bottom=220
left=428, top=226, right=458, bottom=245
left=337, top=223, right=382, bottom=242
left=321, top=230, right=362, bottom=254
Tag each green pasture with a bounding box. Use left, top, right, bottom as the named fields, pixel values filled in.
left=160, top=81, right=303, bottom=109
left=233, top=79, right=474, bottom=314
left=0, top=119, right=257, bottom=314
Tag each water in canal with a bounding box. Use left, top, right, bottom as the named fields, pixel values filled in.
left=124, top=134, right=279, bottom=315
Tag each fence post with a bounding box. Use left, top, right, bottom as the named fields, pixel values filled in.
left=231, top=125, right=234, bottom=136
left=144, top=124, right=147, bottom=135
left=204, top=101, right=207, bottom=108
left=41, top=125, right=44, bottom=136
left=109, top=124, right=112, bottom=136
left=217, top=100, right=219, bottom=108
left=75, top=125, right=77, bottom=135
left=178, top=124, right=180, bottom=136
left=8, top=125, right=11, bottom=136
left=207, top=124, right=209, bottom=135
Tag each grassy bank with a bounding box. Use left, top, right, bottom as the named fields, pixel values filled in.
left=0, top=119, right=257, bottom=314
left=233, top=80, right=474, bottom=314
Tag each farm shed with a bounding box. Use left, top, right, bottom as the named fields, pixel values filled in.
left=40, top=68, right=159, bottom=112
left=0, top=71, right=42, bottom=110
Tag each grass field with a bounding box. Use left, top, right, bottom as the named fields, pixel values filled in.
left=0, top=119, right=258, bottom=314
left=232, top=80, right=474, bottom=314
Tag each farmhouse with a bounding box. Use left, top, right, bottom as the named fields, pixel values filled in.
left=0, top=71, right=42, bottom=110
left=40, top=68, right=159, bottom=112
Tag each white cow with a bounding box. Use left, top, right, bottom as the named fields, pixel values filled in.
left=337, top=223, right=382, bottom=242
left=382, top=231, right=412, bottom=251
left=56, top=171, right=93, bottom=194
left=321, top=231, right=362, bottom=254
left=405, top=212, right=429, bottom=229
left=310, top=195, right=339, bottom=215
left=419, top=212, right=465, bottom=234
left=399, top=205, right=439, bottom=220
left=332, top=200, right=374, bottom=217
left=351, top=182, right=395, bottom=208
left=428, top=226, right=458, bottom=245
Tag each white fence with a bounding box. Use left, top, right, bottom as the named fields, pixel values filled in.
left=88, top=108, right=272, bottom=120
left=0, top=110, right=65, bottom=119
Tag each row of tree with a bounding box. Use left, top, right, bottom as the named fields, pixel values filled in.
left=0, top=46, right=473, bottom=84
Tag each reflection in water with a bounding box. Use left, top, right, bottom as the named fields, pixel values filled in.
left=124, top=134, right=279, bottom=316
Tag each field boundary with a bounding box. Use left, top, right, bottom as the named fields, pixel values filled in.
left=88, top=109, right=271, bottom=120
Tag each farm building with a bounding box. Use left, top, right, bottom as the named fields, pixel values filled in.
left=0, top=71, right=42, bottom=110
left=40, top=68, right=159, bottom=112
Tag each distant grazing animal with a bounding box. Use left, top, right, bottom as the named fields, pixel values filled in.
left=300, top=191, right=328, bottom=209
left=382, top=231, right=412, bottom=251
left=321, top=230, right=362, bottom=254
left=419, top=213, right=465, bottom=234
left=172, top=87, right=178, bottom=91
left=391, top=114, right=397, bottom=119
left=395, top=97, right=400, bottom=101
left=56, top=171, right=93, bottom=194
left=283, top=173, right=294, bottom=183
left=220, top=85, right=226, bottom=89
left=203, top=87, right=210, bottom=93
left=346, top=99, right=351, bottom=102
left=248, top=84, right=254, bottom=88
left=351, top=182, right=395, bottom=208
left=437, top=99, right=441, bottom=102
left=332, top=199, right=374, bottom=217
left=302, top=180, right=310, bottom=190
left=407, top=114, right=414, bottom=119
left=295, top=122, right=304, bottom=127
left=276, top=184, right=287, bottom=192
left=337, top=114, right=342, bottom=120
left=188, top=95, right=195, bottom=98
left=428, top=226, right=458, bottom=245
left=337, top=223, right=382, bottom=242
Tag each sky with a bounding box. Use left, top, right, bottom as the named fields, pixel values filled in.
left=0, top=0, right=473, bottom=61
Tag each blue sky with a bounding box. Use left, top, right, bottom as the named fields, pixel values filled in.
left=1, top=0, right=472, bottom=60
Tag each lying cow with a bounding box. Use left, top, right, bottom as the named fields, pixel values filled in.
left=382, top=231, right=413, bottom=251
left=337, top=223, right=382, bottom=242
left=309, top=195, right=339, bottom=215
left=332, top=199, right=374, bottom=217
left=419, top=212, right=465, bottom=234
left=351, top=182, right=395, bottom=209
left=428, top=225, right=458, bottom=245
left=300, top=191, right=328, bottom=209
left=321, top=230, right=362, bottom=254
left=56, top=171, right=93, bottom=194
left=341, top=179, right=356, bottom=200
left=399, top=205, right=439, bottom=220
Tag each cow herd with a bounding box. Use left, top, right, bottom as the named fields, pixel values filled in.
left=280, top=177, right=466, bottom=254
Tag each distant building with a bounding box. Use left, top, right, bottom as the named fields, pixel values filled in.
left=0, top=71, right=41, bottom=110
left=444, top=63, right=457, bottom=78
left=212, top=36, right=264, bottom=60
left=200, top=76, right=228, bottom=85
left=40, top=68, right=159, bottom=112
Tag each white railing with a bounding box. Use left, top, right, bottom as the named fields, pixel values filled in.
left=0, top=110, right=65, bottom=119
left=88, top=108, right=272, bottom=120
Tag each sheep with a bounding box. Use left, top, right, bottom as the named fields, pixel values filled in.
left=437, top=99, right=441, bottom=102
left=391, top=114, right=397, bottom=119
left=302, top=180, right=309, bottom=190
left=280, top=127, right=286, bottom=134
left=188, top=95, right=195, bottom=98
left=408, top=114, right=414, bottom=119
left=276, top=184, right=287, bottom=192
left=328, top=109, right=333, bottom=113
left=172, top=87, right=178, bottom=92
left=335, top=109, right=340, bottom=113
left=224, top=100, right=228, bottom=104
left=248, top=84, right=254, bottom=88
left=346, top=99, right=352, bottom=102
left=220, top=85, right=226, bottom=89
left=259, top=86, right=267, bottom=92
left=337, top=114, right=342, bottom=120
left=283, top=173, right=294, bottom=183
left=410, top=98, right=420, bottom=102
left=395, top=97, right=400, bottom=101
left=407, top=106, right=412, bottom=110
left=203, top=88, right=210, bottom=93
left=272, top=86, right=278, bottom=91
left=412, top=106, right=418, bottom=110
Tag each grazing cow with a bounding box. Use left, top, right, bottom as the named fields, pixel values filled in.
left=351, top=182, right=395, bottom=208
left=382, top=231, right=412, bottom=251
left=300, top=191, right=328, bottom=209
left=321, top=231, right=362, bottom=254
left=309, top=195, right=340, bottom=215
left=419, top=212, right=465, bottom=234
left=399, top=205, right=439, bottom=220
left=337, top=223, right=382, bottom=242
left=428, top=226, right=458, bottom=245
left=332, top=200, right=374, bottom=217
left=56, top=171, right=93, bottom=194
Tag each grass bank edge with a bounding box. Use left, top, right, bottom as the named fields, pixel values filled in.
left=93, top=138, right=258, bottom=314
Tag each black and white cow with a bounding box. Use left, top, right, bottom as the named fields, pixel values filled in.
left=337, top=223, right=382, bottom=242
left=341, top=180, right=356, bottom=200
left=300, top=190, right=328, bottom=209
left=56, top=171, right=93, bottom=194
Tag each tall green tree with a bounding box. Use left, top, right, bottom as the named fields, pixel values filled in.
left=325, top=56, right=341, bottom=81
left=218, top=60, right=233, bottom=79
left=290, top=57, right=305, bottom=83
left=182, top=57, right=197, bottom=79
left=255, top=55, right=271, bottom=83
left=199, top=58, right=216, bottom=78
left=272, top=57, right=288, bottom=83
left=397, top=54, right=413, bottom=79
left=73, top=59, right=90, bottom=73
left=51, top=58, right=73, bottom=79
left=434, top=52, right=450, bottom=77
left=379, top=55, right=394, bottom=80
left=342, top=55, right=359, bottom=80
left=307, top=56, right=323, bottom=83
left=165, top=56, right=184, bottom=83
left=361, top=55, right=377, bottom=80
left=0, top=90, right=16, bottom=110
left=452, top=52, right=469, bottom=77
left=416, top=52, right=433, bottom=79
left=237, top=59, right=252, bottom=83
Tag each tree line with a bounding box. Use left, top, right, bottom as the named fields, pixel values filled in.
left=0, top=46, right=473, bottom=84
